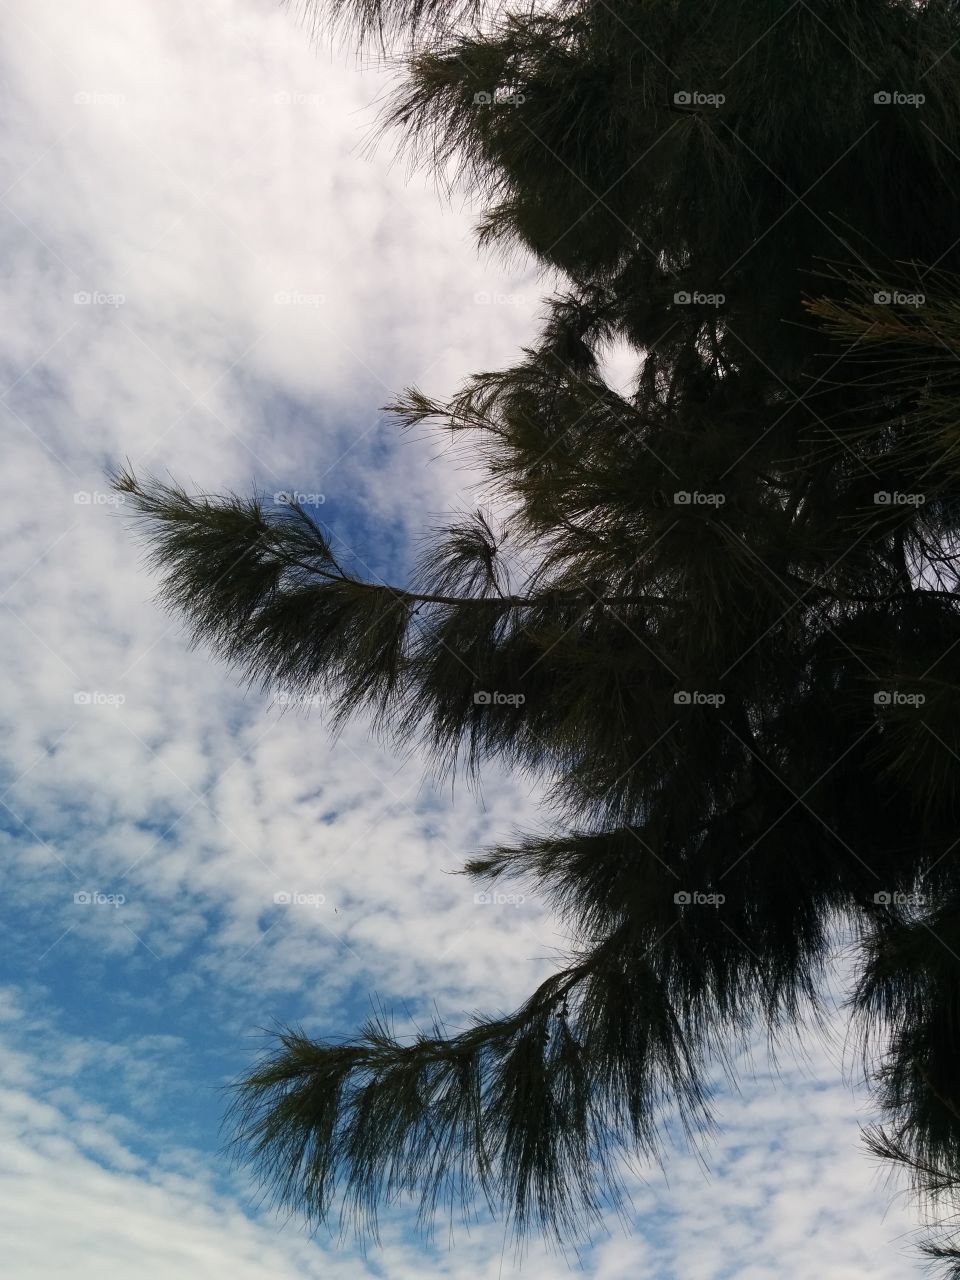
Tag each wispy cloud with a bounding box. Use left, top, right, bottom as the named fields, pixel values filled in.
left=0, top=0, right=932, bottom=1275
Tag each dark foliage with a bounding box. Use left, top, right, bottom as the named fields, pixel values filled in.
left=117, top=0, right=960, bottom=1269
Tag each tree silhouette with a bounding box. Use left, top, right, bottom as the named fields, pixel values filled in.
left=116, top=0, right=960, bottom=1269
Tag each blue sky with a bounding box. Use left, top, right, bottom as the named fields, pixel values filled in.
left=0, top=1, right=931, bottom=1275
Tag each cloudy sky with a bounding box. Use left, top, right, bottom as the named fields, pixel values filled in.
left=0, top=1, right=930, bottom=1275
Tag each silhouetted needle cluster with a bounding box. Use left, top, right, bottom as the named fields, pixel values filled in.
left=117, top=0, right=960, bottom=1269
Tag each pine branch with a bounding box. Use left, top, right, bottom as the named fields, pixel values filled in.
left=114, top=469, right=669, bottom=612
left=229, top=926, right=715, bottom=1243
left=286, top=0, right=509, bottom=47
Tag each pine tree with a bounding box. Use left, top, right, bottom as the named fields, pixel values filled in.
left=116, top=0, right=960, bottom=1268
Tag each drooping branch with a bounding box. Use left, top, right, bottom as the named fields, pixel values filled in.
left=229, top=925, right=716, bottom=1243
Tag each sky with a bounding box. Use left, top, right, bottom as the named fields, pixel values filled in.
left=0, top=0, right=933, bottom=1275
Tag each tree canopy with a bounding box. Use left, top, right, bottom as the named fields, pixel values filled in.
left=116, top=0, right=960, bottom=1270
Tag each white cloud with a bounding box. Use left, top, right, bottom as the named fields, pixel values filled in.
left=0, top=0, right=936, bottom=1275
left=0, top=988, right=925, bottom=1278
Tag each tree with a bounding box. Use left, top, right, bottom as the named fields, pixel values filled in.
left=116, top=0, right=960, bottom=1269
